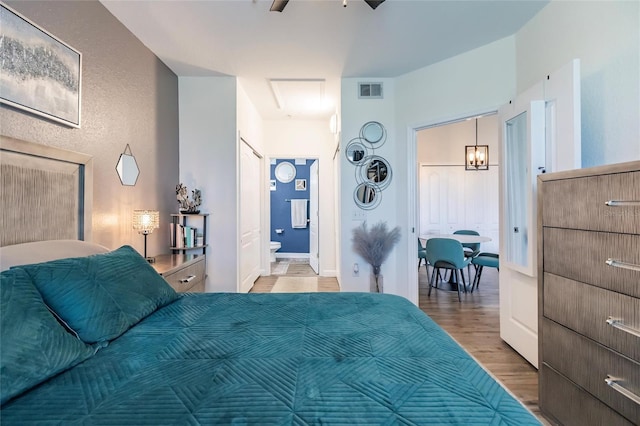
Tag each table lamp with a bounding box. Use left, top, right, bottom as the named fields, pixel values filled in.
left=132, top=210, right=159, bottom=262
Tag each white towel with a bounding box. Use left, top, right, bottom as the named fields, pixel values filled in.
left=291, top=199, right=308, bottom=228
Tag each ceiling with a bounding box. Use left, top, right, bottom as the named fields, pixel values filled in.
left=100, top=0, right=548, bottom=120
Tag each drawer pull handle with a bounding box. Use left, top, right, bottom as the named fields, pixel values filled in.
left=605, top=200, right=640, bottom=207
left=605, top=376, right=640, bottom=405
left=605, top=258, right=640, bottom=272
left=606, top=317, right=640, bottom=338
left=179, top=275, right=196, bottom=283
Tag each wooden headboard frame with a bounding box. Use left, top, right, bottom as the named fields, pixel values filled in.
left=0, top=136, right=93, bottom=246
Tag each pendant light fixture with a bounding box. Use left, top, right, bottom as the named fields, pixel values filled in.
left=465, top=118, right=489, bottom=171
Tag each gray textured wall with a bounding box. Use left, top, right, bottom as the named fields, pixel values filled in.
left=1, top=0, right=179, bottom=256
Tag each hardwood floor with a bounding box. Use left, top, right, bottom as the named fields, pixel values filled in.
left=418, top=264, right=548, bottom=423
left=251, top=260, right=549, bottom=424
left=251, top=259, right=339, bottom=293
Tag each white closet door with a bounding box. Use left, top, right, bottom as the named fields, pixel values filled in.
left=239, top=140, right=261, bottom=293
left=419, top=165, right=499, bottom=253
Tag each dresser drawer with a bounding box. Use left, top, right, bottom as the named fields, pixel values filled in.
left=542, top=319, right=640, bottom=422
left=544, top=273, right=640, bottom=361
left=541, top=170, right=640, bottom=233
left=540, top=364, right=636, bottom=426
left=543, top=228, right=640, bottom=298
left=161, top=257, right=205, bottom=292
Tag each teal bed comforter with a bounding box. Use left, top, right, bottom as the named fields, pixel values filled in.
left=1, top=292, right=540, bottom=425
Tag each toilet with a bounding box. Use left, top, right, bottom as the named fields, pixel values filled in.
left=270, top=241, right=281, bottom=263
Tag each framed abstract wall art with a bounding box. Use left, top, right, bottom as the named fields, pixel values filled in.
left=0, top=3, right=82, bottom=128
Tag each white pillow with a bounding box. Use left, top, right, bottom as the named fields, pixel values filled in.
left=0, top=240, right=110, bottom=271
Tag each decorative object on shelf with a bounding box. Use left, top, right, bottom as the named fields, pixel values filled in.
left=115, top=144, right=139, bottom=186
left=132, top=210, right=159, bottom=263
left=465, top=118, right=489, bottom=171
left=176, top=183, right=202, bottom=213
left=351, top=221, right=401, bottom=293
left=0, top=4, right=82, bottom=128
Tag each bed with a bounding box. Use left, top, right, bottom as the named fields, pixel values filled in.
left=0, top=136, right=541, bottom=424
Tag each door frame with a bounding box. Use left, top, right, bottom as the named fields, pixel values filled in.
left=265, top=156, right=320, bottom=275
left=406, top=108, right=498, bottom=305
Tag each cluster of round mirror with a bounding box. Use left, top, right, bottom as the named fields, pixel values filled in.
left=345, top=121, right=392, bottom=210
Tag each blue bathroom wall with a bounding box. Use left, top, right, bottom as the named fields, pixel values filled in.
left=270, top=159, right=311, bottom=254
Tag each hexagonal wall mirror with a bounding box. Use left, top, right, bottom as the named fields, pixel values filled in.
left=116, top=144, right=139, bottom=186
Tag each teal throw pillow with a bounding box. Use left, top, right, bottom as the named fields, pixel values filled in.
left=0, top=268, right=96, bottom=405
left=18, top=245, right=179, bottom=344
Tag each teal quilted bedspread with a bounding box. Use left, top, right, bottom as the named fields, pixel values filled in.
left=1, top=293, right=540, bottom=425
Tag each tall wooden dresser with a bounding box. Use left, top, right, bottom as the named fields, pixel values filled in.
left=538, top=161, right=640, bottom=425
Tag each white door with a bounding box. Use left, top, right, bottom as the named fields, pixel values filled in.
left=498, top=60, right=581, bottom=368
left=419, top=165, right=499, bottom=253
left=309, top=160, right=319, bottom=274
left=239, top=140, right=262, bottom=293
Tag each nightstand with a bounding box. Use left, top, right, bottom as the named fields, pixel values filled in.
left=152, top=254, right=205, bottom=293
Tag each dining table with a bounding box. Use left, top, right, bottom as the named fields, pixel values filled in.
left=420, top=233, right=492, bottom=292
left=419, top=233, right=492, bottom=244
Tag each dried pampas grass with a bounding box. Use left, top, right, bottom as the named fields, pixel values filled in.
left=352, top=221, right=401, bottom=291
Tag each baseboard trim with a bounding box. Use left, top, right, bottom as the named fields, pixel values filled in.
left=275, top=253, right=309, bottom=259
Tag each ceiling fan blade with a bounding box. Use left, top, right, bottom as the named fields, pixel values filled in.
left=270, top=0, right=289, bottom=12
left=363, top=0, right=385, bottom=10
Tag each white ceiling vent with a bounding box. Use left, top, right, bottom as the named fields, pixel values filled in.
left=358, top=82, right=383, bottom=99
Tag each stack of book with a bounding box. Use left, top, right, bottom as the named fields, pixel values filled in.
left=169, top=224, right=198, bottom=248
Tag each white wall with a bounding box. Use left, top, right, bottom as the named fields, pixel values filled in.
left=416, top=115, right=499, bottom=166
left=179, top=76, right=238, bottom=292
left=263, top=119, right=338, bottom=276
left=237, top=81, right=264, bottom=155
left=339, top=39, right=516, bottom=302
left=516, top=0, right=640, bottom=167
left=340, top=78, right=398, bottom=293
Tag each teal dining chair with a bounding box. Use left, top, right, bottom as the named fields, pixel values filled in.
left=453, top=229, right=481, bottom=258
left=425, top=238, right=472, bottom=302
left=471, top=252, right=499, bottom=292
left=454, top=229, right=481, bottom=281
left=418, top=238, right=427, bottom=268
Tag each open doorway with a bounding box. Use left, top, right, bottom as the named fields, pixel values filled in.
left=268, top=157, right=319, bottom=277
left=409, top=111, right=499, bottom=303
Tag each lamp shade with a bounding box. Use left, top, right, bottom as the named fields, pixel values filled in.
left=132, top=210, right=159, bottom=234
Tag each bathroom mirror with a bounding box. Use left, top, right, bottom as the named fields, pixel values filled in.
left=275, top=161, right=296, bottom=183
left=360, top=156, right=392, bottom=190
left=345, top=139, right=368, bottom=165
left=354, top=182, right=380, bottom=210
left=116, top=145, right=139, bottom=186
left=360, top=121, right=386, bottom=147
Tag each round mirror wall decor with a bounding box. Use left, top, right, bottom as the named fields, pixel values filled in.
left=346, top=121, right=391, bottom=210
left=275, top=161, right=296, bottom=183
left=345, top=138, right=368, bottom=165
left=360, top=121, right=386, bottom=147
left=359, top=155, right=392, bottom=191
left=353, top=182, right=380, bottom=210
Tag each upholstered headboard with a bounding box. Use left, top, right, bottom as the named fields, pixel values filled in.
left=0, top=136, right=93, bottom=246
